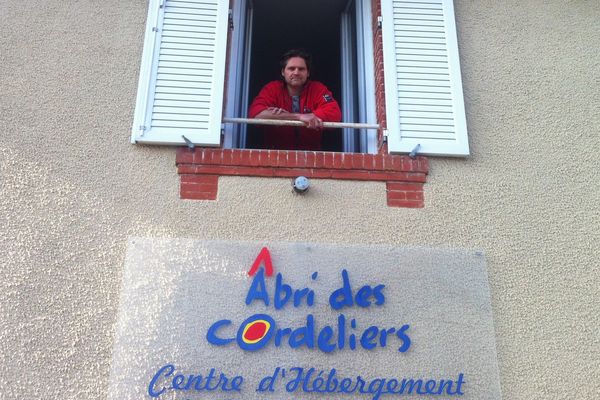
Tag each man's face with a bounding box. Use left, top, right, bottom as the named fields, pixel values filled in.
left=281, top=57, right=309, bottom=90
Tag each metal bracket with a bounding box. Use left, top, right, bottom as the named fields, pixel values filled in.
left=377, top=16, right=383, bottom=29
left=377, top=129, right=388, bottom=152
left=182, top=135, right=195, bottom=150
left=409, top=144, right=421, bottom=159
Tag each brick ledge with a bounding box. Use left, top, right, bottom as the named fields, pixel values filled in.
left=176, top=148, right=428, bottom=208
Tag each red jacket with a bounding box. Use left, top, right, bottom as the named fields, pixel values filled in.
left=248, top=80, right=342, bottom=150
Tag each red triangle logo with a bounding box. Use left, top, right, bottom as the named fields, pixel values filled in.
left=247, top=247, right=274, bottom=277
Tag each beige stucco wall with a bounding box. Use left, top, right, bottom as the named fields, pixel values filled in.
left=1, top=0, right=598, bottom=398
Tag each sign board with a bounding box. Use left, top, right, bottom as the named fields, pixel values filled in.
left=109, top=238, right=501, bottom=399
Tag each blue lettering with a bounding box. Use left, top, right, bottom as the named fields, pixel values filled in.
left=245, top=268, right=269, bottom=306
left=386, top=378, right=399, bottom=393
left=257, top=367, right=280, bottom=392
left=148, top=364, right=175, bottom=397
left=171, top=374, right=185, bottom=390
left=329, top=269, right=354, bottom=310
left=373, top=284, right=385, bottom=305
left=360, top=326, right=379, bottom=350
left=378, top=327, right=396, bottom=347
left=317, top=325, right=335, bottom=353
left=368, top=378, right=386, bottom=400
left=274, top=273, right=292, bottom=309
left=396, top=324, right=411, bottom=352
left=206, top=320, right=235, bottom=346
left=288, top=314, right=315, bottom=349
left=355, top=285, right=373, bottom=307
left=325, top=369, right=339, bottom=392
left=285, top=367, right=304, bottom=392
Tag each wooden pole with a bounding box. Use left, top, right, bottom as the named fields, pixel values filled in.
left=223, top=117, right=379, bottom=130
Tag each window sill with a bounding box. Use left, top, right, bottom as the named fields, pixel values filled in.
left=176, top=148, right=428, bottom=208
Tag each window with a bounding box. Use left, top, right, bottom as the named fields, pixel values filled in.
left=132, top=0, right=469, bottom=157
left=224, top=0, right=377, bottom=153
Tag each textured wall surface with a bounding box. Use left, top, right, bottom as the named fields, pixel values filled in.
left=1, top=0, right=598, bottom=399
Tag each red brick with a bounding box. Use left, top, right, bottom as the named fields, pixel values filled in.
left=272, top=168, right=311, bottom=178
left=387, top=198, right=423, bottom=208
left=336, top=153, right=348, bottom=169
left=240, top=150, right=251, bottom=165
left=231, top=149, right=243, bottom=164
left=323, top=152, right=334, bottom=168
left=373, top=155, right=384, bottom=170
left=309, top=169, right=334, bottom=179
left=418, top=157, right=430, bottom=173
left=221, top=149, right=234, bottom=165
left=249, top=150, right=261, bottom=166
left=351, top=153, right=364, bottom=169
left=387, top=191, right=406, bottom=200
left=391, top=155, right=405, bottom=171
left=330, top=170, right=371, bottom=180
left=180, top=174, right=218, bottom=185
left=314, top=152, right=325, bottom=168
left=364, top=154, right=375, bottom=170
left=370, top=171, right=426, bottom=182
left=289, top=151, right=299, bottom=167
left=176, top=147, right=194, bottom=164
left=406, top=191, right=424, bottom=201
left=180, top=182, right=218, bottom=195
left=177, top=165, right=197, bottom=174
left=401, top=157, right=415, bottom=171
left=218, top=166, right=274, bottom=177
left=386, top=182, right=424, bottom=192
left=305, top=151, right=316, bottom=168
left=296, top=151, right=307, bottom=167
left=181, top=189, right=217, bottom=201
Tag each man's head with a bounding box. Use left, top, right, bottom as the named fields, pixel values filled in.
left=280, top=49, right=311, bottom=93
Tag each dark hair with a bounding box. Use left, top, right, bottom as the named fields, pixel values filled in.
left=279, top=49, right=312, bottom=72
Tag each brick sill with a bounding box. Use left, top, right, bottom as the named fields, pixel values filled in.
left=176, top=148, right=428, bottom=208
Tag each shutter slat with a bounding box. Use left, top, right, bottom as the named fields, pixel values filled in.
left=151, top=120, right=210, bottom=129
left=399, top=104, right=453, bottom=112
left=155, top=93, right=210, bottom=101
left=168, top=1, right=218, bottom=11
left=153, top=111, right=211, bottom=120
left=153, top=98, right=209, bottom=110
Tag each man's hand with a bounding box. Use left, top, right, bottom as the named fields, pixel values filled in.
left=254, top=109, right=323, bottom=130
left=298, top=113, right=323, bottom=130
left=267, top=107, right=285, bottom=115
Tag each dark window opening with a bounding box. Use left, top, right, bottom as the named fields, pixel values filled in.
left=246, top=0, right=346, bottom=151
left=225, top=0, right=377, bottom=153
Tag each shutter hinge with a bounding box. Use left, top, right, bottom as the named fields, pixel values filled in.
left=378, top=129, right=388, bottom=152
left=159, top=0, right=165, bottom=8
left=152, top=27, right=159, bottom=32
left=182, top=135, right=195, bottom=149
left=138, top=125, right=147, bottom=136
left=377, top=15, right=383, bottom=29
left=228, top=9, right=234, bottom=30
left=409, top=144, right=421, bottom=159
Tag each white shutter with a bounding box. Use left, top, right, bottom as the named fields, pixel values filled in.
left=381, top=0, right=469, bottom=156
left=132, top=0, right=229, bottom=145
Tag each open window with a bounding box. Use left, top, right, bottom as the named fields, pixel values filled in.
left=132, top=0, right=469, bottom=157
left=224, top=0, right=378, bottom=153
